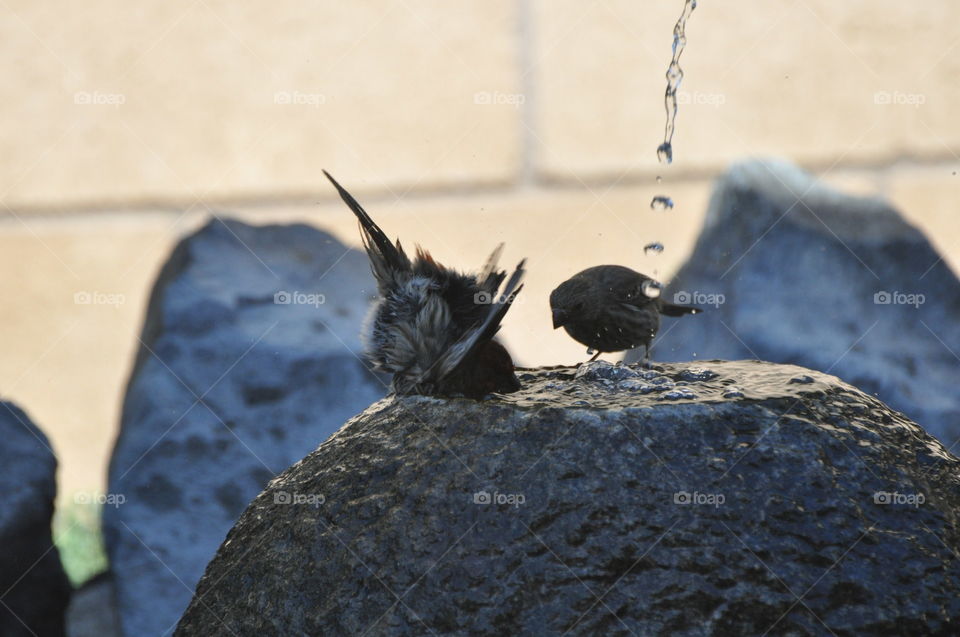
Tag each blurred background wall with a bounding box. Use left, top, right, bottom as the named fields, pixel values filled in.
left=1, top=0, right=958, bottom=501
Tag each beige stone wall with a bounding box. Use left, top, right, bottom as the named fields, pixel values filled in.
left=1, top=1, right=958, bottom=498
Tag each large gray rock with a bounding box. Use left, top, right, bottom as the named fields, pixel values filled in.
left=104, top=218, right=384, bottom=637
left=630, top=159, right=960, bottom=446
left=176, top=361, right=960, bottom=635
left=0, top=401, right=71, bottom=637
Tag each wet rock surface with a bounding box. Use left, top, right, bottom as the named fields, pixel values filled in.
left=104, top=218, right=384, bottom=636
left=176, top=361, right=960, bottom=636
left=0, top=401, right=71, bottom=637
left=628, top=159, right=960, bottom=447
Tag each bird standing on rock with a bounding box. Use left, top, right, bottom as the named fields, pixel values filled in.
left=550, top=265, right=700, bottom=362
left=323, top=171, right=526, bottom=398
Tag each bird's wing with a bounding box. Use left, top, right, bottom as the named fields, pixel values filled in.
left=614, top=273, right=658, bottom=310
left=420, top=258, right=526, bottom=384
left=323, top=171, right=410, bottom=286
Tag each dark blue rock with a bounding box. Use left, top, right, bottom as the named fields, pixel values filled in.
left=631, top=159, right=960, bottom=444
left=103, top=217, right=384, bottom=636
left=0, top=401, right=71, bottom=637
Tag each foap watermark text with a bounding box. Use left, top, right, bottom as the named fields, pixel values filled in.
left=674, top=491, right=725, bottom=508
left=275, top=291, right=326, bottom=307
left=274, top=491, right=325, bottom=506
left=874, top=491, right=924, bottom=507
left=874, top=291, right=924, bottom=308
left=473, top=490, right=525, bottom=508
left=674, top=291, right=725, bottom=308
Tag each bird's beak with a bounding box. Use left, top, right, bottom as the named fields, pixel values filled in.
left=552, top=308, right=567, bottom=329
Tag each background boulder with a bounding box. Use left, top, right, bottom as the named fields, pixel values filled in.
left=176, top=361, right=960, bottom=635
left=630, top=159, right=960, bottom=446
left=0, top=401, right=71, bottom=637
left=103, top=218, right=384, bottom=636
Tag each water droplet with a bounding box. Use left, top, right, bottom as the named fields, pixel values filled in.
left=656, top=142, right=673, bottom=164
left=656, top=175, right=662, bottom=184
left=642, top=280, right=662, bottom=299
left=650, top=196, right=674, bottom=211
left=644, top=242, right=664, bottom=255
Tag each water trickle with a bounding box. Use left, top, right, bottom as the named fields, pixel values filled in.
left=658, top=0, right=697, bottom=164
left=503, top=360, right=844, bottom=409
left=650, top=196, right=674, bottom=211
left=644, top=242, right=664, bottom=255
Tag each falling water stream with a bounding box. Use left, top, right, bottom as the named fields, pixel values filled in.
left=648, top=0, right=697, bottom=277
left=657, top=0, right=697, bottom=166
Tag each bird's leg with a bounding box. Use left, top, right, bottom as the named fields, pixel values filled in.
left=640, top=343, right=665, bottom=372
left=639, top=344, right=653, bottom=369
left=587, top=349, right=601, bottom=362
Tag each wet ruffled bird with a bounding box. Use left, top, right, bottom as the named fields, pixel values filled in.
left=323, top=171, right=526, bottom=398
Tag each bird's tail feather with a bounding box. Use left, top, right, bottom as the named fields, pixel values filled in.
left=659, top=302, right=701, bottom=317
left=323, top=170, right=410, bottom=279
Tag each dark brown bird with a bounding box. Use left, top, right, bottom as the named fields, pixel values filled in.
left=550, top=265, right=700, bottom=362
left=323, top=170, right=526, bottom=398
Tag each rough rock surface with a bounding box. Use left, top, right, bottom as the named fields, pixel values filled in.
left=628, top=159, right=960, bottom=447
left=176, top=361, right=960, bottom=636
left=104, top=218, right=384, bottom=637
left=0, top=401, right=71, bottom=637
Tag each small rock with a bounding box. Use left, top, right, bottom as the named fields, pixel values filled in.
left=0, top=401, right=71, bottom=637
